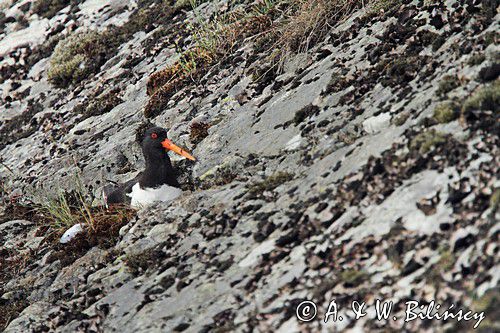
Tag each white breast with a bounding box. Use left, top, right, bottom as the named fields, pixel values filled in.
left=127, top=183, right=182, bottom=209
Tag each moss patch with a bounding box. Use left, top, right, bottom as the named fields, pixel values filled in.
left=124, top=246, right=165, bottom=276
left=369, top=0, right=402, bottom=14
left=48, top=30, right=114, bottom=88
left=468, top=53, right=486, bottom=66
left=410, top=130, right=447, bottom=154
left=436, top=75, right=460, bottom=96
left=433, top=101, right=459, bottom=123
left=472, top=288, right=499, bottom=313
left=462, top=80, right=500, bottom=114
left=392, top=111, right=411, bottom=126
left=340, top=269, right=368, bottom=287
left=248, top=172, right=294, bottom=197
left=32, top=0, right=79, bottom=19
left=490, top=188, right=500, bottom=213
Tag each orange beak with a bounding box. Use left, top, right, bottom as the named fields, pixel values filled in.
left=161, top=139, right=196, bottom=161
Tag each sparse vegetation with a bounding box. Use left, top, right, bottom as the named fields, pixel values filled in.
left=436, top=75, right=460, bottom=96
left=433, top=101, right=459, bottom=123
left=277, top=0, right=362, bottom=58
left=74, top=89, right=123, bottom=119
left=368, top=0, right=401, bottom=14
left=248, top=172, right=294, bottom=196
left=468, top=53, right=486, bottom=66
left=490, top=188, right=500, bottom=214
left=48, top=30, right=113, bottom=88
left=190, top=121, right=211, bottom=144
left=145, top=4, right=273, bottom=118
left=124, top=246, right=165, bottom=276
left=0, top=293, right=28, bottom=331
left=145, top=0, right=368, bottom=118
left=410, top=130, right=447, bottom=154
left=32, top=0, right=78, bottom=19
left=340, top=269, right=368, bottom=286
left=38, top=185, right=134, bottom=238
left=462, top=80, right=500, bottom=114
left=392, top=111, right=410, bottom=126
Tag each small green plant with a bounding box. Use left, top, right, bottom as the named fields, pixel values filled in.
left=340, top=269, right=368, bottom=286
left=490, top=188, right=500, bottom=214
left=369, top=0, right=401, bottom=14
left=248, top=172, right=294, bottom=196
left=462, top=80, right=500, bottom=114
left=392, top=112, right=410, bottom=126
left=433, top=101, right=459, bottom=123
left=436, top=75, right=460, bottom=96
left=410, top=130, right=447, bottom=154
left=32, top=0, right=75, bottom=19
left=468, top=53, right=486, bottom=66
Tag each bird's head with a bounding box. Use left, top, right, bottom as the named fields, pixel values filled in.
left=142, top=127, right=195, bottom=162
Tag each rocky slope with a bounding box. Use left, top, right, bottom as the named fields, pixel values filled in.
left=0, top=0, right=499, bottom=332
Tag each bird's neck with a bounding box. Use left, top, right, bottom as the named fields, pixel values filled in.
left=141, top=153, right=179, bottom=188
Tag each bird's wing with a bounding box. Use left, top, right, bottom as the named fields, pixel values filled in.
left=103, top=175, right=141, bottom=206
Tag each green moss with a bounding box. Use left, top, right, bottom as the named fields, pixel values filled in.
left=48, top=31, right=112, bottom=88
left=248, top=172, right=294, bottom=196
left=33, top=0, right=79, bottom=19
left=462, top=80, right=500, bottom=114
left=340, top=269, right=368, bottom=286
left=490, top=188, right=500, bottom=212
left=174, top=0, right=194, bottom=9
left=369, top=0, right=401, bottom=14
left=410, top=130, right=447, bottom=154
left=392, top=112, right=410, bottom=126
left=483, top=32, right=498, bottom=46
left=472, top=289, right=499, bottom=313
left=436, top=75, right=460, bottom=96
left=437, top=250, right=455, bottom=271
left=468, top=53, right=486, bottom=66
left=124, top=248, right=161, bottom=276
left=433, top=101, right=459, bottom=123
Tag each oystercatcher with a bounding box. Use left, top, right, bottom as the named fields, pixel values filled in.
left=103, top=126, right=195, bottom=209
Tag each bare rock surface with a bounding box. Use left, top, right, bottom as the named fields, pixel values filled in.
left=1, top=0, right=499, bottom=332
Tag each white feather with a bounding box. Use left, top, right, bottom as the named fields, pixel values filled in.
left=60, top=223, right=84, bottom=244
left=127, top=183, right=182, bottom=209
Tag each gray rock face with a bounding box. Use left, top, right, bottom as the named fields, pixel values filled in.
left=1, top=0, right=499, bottom=332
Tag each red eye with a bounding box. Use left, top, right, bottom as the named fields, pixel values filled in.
left=151, top=133, right=158, bottom=139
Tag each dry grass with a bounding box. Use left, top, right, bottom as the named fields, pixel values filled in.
left=145, top=0, right=368, bottom=118
left=277, top=0, right=360, bottom=55
left=144, top=6, right=273, bottom=118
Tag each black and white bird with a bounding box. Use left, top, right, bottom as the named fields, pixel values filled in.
left=103, top=126, right=195, bottom=209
